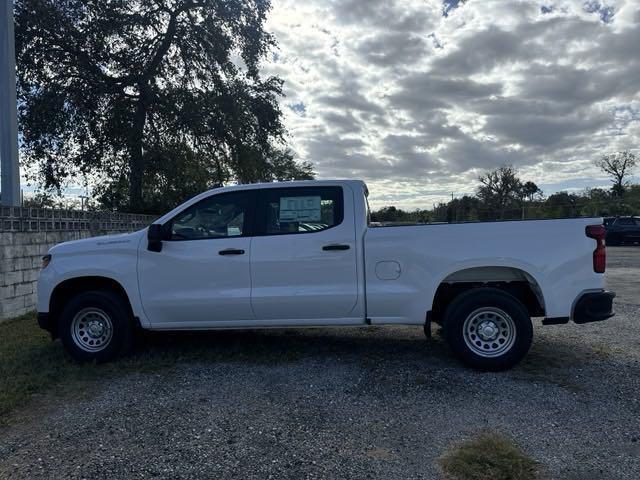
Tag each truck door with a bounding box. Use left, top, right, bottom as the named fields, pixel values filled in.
left=138, top=190, right=255, bottom=326
left=250, top=185, right=361, bottom=322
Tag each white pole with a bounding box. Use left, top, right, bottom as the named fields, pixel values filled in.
left=0, top=0, right=21, bottom=206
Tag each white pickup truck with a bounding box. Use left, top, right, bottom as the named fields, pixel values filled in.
left=37, top=180, right=615, bottom=370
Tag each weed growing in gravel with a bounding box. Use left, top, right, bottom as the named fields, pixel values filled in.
left=438, top=431, right=539, bottom=480
left=591, top=343, right=623, bottom=359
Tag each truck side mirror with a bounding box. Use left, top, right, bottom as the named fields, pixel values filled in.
left=147, top=224, right=164, bottom=252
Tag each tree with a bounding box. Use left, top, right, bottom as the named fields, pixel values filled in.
left=517, top=181, right=542, bottom=219
left=476, top=165, right=523, bottom=219
left=371, top=206, right=403, bottom=223
left=544, top=191, right=581, bottom=218
left=594, top=151, right=638, bottom=197
left=22, top=192, right=58, bottom=209
left=267, top=149, right=315, bottom=182
left=521, top=181, right=542, bottom=202
left=16, top=0, right=303, bottom=213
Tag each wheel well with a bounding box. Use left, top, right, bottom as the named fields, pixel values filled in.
left=430, top=267, right=545, bottom=325
left=49, top=276, right=134, bottom=337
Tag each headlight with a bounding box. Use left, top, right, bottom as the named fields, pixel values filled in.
left=41, top=254, right=52, bottom=269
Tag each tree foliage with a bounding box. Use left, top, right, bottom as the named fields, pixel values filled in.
left=594, top=151, right=638, bottom=197
left=15, top=0, right=311, bottom=213
left=476, top=165, right=523, bottom=219
left=521, top=181, right=542, bottom=202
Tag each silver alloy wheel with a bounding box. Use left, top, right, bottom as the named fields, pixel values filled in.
left=462, top=307, right=516, bottom=358
left=71, top=307, right=113, bottom=352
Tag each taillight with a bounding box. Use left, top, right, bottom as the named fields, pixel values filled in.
left=586, top=225, right=606, bottom=273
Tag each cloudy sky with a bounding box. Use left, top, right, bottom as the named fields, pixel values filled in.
left=264, top=0, right=640, bottom=209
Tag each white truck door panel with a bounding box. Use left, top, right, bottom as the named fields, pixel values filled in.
left=250, top=186, right=360, bottom=320
left=138, top=191, right=254, bottom=325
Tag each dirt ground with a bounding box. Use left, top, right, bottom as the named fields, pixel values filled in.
left=0, top=247, right=638, bottom=479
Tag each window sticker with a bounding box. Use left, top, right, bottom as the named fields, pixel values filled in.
left=280, top=196, right=322, bottom=222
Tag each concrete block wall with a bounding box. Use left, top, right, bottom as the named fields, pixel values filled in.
left=0, top=206, right=156, bottom=321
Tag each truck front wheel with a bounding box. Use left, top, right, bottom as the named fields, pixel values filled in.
left=59, top=290, right=133, bottom=363
left=443, top=288, right=533, bottom=371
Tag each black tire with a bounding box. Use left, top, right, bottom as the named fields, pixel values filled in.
left=423, top=322, right=431, bottom=338
left=442, top=288, right=533, bottom=371
left=59, top=290, right=133, bottom=363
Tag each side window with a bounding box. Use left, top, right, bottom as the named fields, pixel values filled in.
left=617, top=218, right=633, bottom=226
left=258, top=187, right=343, bottom=235
left=169, top=192, right=250, bottom=240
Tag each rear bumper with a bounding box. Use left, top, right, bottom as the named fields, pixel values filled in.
left=573, top=291, right=616, bottom=324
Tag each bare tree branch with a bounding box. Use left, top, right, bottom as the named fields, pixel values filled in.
left=594, top=151, right=638, bottom=196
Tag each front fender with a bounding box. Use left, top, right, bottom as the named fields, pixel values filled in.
left=36, top=233, right=148, bottom=326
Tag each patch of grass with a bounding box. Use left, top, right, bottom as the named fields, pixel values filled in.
left=0, top=312, right=83, bottom=418
left=438, top=431, right=540, bottom=480
left=591, top=343, right=622, bottom=360
left=0, top=312, right=167, bottom=422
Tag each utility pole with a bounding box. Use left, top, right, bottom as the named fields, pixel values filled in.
left=0, top=0, right=21, bottom=206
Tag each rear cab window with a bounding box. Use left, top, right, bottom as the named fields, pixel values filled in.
left=256, top=186, right=344, bottom=235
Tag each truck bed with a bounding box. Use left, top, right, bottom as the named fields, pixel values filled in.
left=363, top=217, right=604, bottom=324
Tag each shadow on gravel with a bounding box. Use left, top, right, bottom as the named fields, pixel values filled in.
left=133, top=326, right=455, bottom=368
left=134, top=324, right=621, bottom=368
left=129, top=329, right=473, bottom=399
left=134, top=326, right=622, bottom=395
left=510, top=332, right=625, bottom=392
left=2, top=312, right=626, bottom=424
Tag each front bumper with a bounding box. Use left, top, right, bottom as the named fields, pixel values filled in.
left=37, top=312, right=56, bottom=337
left=573, top=291, right=616, bottom=324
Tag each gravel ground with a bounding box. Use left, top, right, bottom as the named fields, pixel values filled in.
left=1, top=247, right=639, bottom=479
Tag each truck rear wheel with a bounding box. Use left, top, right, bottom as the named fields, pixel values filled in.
left=59, top=290, right=133, bottom=363
left=442, top=288, right=532, bottom=371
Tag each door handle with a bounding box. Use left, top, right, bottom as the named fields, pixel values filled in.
left=322, top=244, right=350, bottom=251
left=219, top=248, right=245, bottom=255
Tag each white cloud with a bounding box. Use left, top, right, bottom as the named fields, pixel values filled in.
left=265, top=0, right=640, bottom=209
